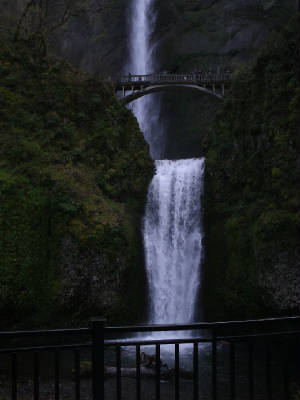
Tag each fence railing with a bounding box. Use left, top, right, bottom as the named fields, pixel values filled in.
left=0, top=316, right=299, bottom=400
left=115, top=72, right=231, bottom=86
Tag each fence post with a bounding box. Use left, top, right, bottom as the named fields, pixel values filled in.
left=212, top=327, right=217, bottom=400
left=91, top=317, right=106, bottom=400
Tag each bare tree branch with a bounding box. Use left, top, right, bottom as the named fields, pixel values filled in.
left=14, top=0, right=36, bottom=41
left=48, top=1, right=72, bottom=32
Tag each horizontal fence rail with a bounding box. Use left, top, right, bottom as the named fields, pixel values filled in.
left=115, top=72, right=231, bottom=85
left=0, top=316, right=299, bottom=400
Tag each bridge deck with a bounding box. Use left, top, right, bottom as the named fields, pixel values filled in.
left=114, top=73, right=231, bottom=102
left=115, top=73, right=230, bottom=89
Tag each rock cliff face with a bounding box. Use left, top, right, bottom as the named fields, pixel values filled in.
left=0, top=0, right=128, bottom=76
left=3, top=1, right=296, bottom=78
left=157, top=0, right=271, bottom=70
left=154, top=0, right=298, bottom=159
left=50, top=0, right=128, bottom=76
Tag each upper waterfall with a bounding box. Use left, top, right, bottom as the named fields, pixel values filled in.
left=127, top=0, right=156, bottom=75
left=126, top=0, right=164, bottom=159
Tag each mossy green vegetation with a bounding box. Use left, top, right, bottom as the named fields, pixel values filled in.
left=0, top=36, right=154, bottom=328
left=203, top=15, right=299, bottom=319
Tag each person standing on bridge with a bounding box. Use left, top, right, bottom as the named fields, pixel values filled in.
left=128, top=72, right=132, bottom=82
left=193, top=68, right=197, bottom=81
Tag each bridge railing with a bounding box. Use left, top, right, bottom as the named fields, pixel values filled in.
left=116, top=72, right=231, bottom=85
left=0, top=316, right=299, bottom=400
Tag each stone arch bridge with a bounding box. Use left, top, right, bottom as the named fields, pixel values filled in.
left=114, top=72, right=231, bottom=104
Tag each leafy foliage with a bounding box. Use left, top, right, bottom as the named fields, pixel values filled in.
left=0, top=37, right=153, bottom=327
left=203, top=16, right=299, bottom=319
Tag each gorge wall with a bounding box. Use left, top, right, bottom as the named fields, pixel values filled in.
left=0, top=0, right=128, bottom=76
left=155, top=0, right=298, bottom=159
left=0, top=0, right=298, bottom=326
left=2, top=1, right=296, bottom=79
left=202, top=18, right=299, bottom=319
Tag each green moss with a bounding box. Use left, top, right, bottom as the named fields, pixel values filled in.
left=203, top=15, right=299, bottom=319
left=0, top=37, right=153, bottom=328
left=254, top=210, right=298, bottom=245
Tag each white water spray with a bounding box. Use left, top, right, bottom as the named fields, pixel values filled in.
left=144, top=159, right=205, bottom=324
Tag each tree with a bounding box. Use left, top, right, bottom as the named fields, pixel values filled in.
left=14, top=0, right=86, bottom=54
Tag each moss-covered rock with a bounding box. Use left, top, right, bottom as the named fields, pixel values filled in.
left=202, top=15, right=299, bottom=319
left=0, top=37, right=153, bottom=328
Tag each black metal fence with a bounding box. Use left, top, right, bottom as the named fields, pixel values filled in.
left=0, top=316, right=299, bottom=400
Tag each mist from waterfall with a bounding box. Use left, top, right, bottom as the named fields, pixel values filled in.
left=126, top=0, right=165, bottom=159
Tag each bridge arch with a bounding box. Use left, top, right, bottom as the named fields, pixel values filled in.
left=114, top=73, right=231, bottom=105
left=120, top=84, right=224, bottom=104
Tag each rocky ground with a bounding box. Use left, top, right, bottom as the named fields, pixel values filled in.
left=0, top=376, right=288, bottom=400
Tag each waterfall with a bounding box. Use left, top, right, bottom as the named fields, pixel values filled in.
left=127, top=0, right=204, bottom=325
left=126, top=0, right=164, bottom=159
left=143, top=159, right=205, bottom=324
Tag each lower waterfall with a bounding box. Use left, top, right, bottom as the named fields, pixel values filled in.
left=143, top=158, right=205, bottom=324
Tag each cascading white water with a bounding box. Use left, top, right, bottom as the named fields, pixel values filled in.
left=127, top=0, right=205, bottom=325
left=126, top=0, right=164, bottom=159
left=143, top=159, right=205, bottom=324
